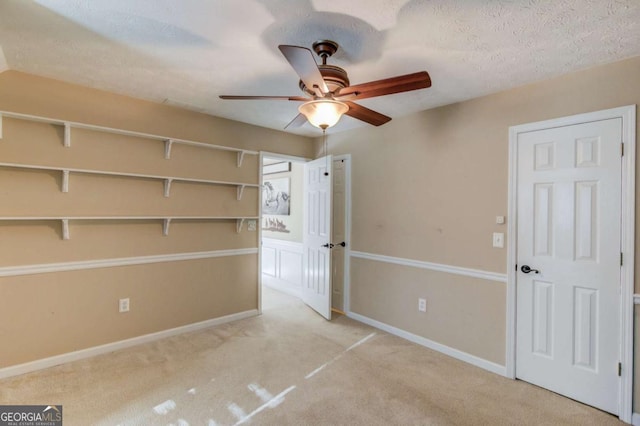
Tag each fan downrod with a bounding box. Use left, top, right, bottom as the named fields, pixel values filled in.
left=312, top=40, right=339, bottom=64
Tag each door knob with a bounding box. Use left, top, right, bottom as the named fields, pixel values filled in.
left=321, top=243, right=334, bottom=249
left=337, top=241, right=346, bottom=247
left=520, top=265, right=540, bottom=274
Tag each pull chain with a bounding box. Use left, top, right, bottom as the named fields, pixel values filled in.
left=323, top=128, right=329, bottom=176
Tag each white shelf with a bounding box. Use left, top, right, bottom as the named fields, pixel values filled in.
left=0, top=111, right=258, bottom=165
left=0, top=162, right=259, bottom=199
left=0, top=216, right=259, bottom=239
left=0, top=110, right=261, bottom=240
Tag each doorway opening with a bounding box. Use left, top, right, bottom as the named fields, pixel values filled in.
left=259, top=153, right=351, bottom=319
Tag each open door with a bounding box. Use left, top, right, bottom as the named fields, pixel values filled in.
left=302, top=155, right=332, bottom=319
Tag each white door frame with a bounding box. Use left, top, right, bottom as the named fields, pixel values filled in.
left=258, top=152, right=351, bottom=315
left=505, top=105, right=635, bottom=423
left=333, top=154, right=352, bottom=313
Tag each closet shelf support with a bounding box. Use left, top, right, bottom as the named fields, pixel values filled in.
left=237, top=185, right=245, bottom=201
left=164, top=179, right=173, bottom=198
left=61, top=219, right=70, bottom=240
left=62, top=170, right=70, bottom=193
left=164, top=139, right=173, bottom=160
left=64, top=123, right=71, bottom=147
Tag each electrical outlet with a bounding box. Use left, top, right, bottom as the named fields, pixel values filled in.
left=492, top=232, right=504, bottom=248
left=418, top=298, right=427, bottom=312
left=119, top=298, right=130, bottom=313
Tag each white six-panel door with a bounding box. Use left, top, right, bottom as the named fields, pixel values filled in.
left=302, top=156, right=332, bottom=320
left=515, top=118, right=622, bottom=414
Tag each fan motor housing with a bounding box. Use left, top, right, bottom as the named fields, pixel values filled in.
left=299, top=39, right=349, bottom=96
left=299, top=65, right=350, bottom=96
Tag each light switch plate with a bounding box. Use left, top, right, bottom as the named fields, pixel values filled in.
left=119, top=298, right=130, bottom=313
left=496, top=216, right=505, bottom=224
left=492, top=232, right=504, bottom=248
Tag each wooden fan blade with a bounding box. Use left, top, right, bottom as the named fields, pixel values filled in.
left=219, top=95, right=308, bottom=101
left=336, top=71, right=431, bottom=100
left=284, top=113, right=308, bottom=129
left=344, top=101, right=391, bottom=126
left=278, top=45, right=329, bottom=96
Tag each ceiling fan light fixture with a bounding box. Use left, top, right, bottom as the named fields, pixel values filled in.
left=298, top=99, right=349, bottom=129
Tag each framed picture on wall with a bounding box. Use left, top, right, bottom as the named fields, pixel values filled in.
left=263, top=177, right=290, bottom=215
left=263, top=161, right=291, bottom=175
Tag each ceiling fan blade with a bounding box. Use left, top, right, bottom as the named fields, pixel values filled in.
left=284, top=113, right=308, bottom=129
left=336, top=71, right=431, bottom=100
left=219, top=95, right=308, bottom=101
left=278, top=45, right=329, bottom=96
left=344, top=101, right=391, bottom=126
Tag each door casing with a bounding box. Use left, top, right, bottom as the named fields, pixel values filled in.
left=333, top=154, right=352, bottom=314
left=505, top=105, right=636, bottom=423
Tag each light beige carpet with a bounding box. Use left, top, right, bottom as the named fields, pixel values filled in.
left=0, top=287, right=622, bottom=425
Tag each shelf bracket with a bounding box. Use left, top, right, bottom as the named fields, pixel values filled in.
left=64, top=123, right=71, bottom=147
left=237, top=151, right=245, bottom=168
left=236, top=218, right=245, bottom=233
left=61, top=219, right=70, bottom=240
left=164, top=139, right=173, bottom=160
left=61, top=170, right=70, bottom=193
left=163, top=218, right=171, bottom=236
left=0, top=113, right=3, bottom=139
left=164, top=179, right=173, bottom=198
left=237, top=185, right=245, bottom=201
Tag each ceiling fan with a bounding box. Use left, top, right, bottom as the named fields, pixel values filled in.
left=219, top=40, right=432, bottom=130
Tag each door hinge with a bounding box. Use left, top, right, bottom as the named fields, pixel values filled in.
left=621, top=142, right=624, bottom=157
left=618, top=362, right=622, bottom=376
left=620, top=252, right=623, bottom=266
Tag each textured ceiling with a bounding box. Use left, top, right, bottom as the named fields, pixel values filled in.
left=0, top=0, right=639, bottom=136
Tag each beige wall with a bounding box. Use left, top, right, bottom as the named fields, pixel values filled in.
left=321, top=56, right=640, bottom=390
left=0, top=71, right=312, bottom=368
left=0, top=257, right=257, bottom=367
left=3, top=54, right=640, bottom=407
left=0, top=72, right=312, bottom=158
left=351, top=258, right=505, bottom=363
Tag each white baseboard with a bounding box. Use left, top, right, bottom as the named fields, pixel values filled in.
left=0, top=309, right=258, bottom=380
left=632, top=412, right=640, bottom=426
left=347, top=311, right=507, bottom=377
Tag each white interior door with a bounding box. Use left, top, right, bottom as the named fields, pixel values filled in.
left=303, top=156, right=332, bottom=319
left=515, top=118, right=622, bottom=414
